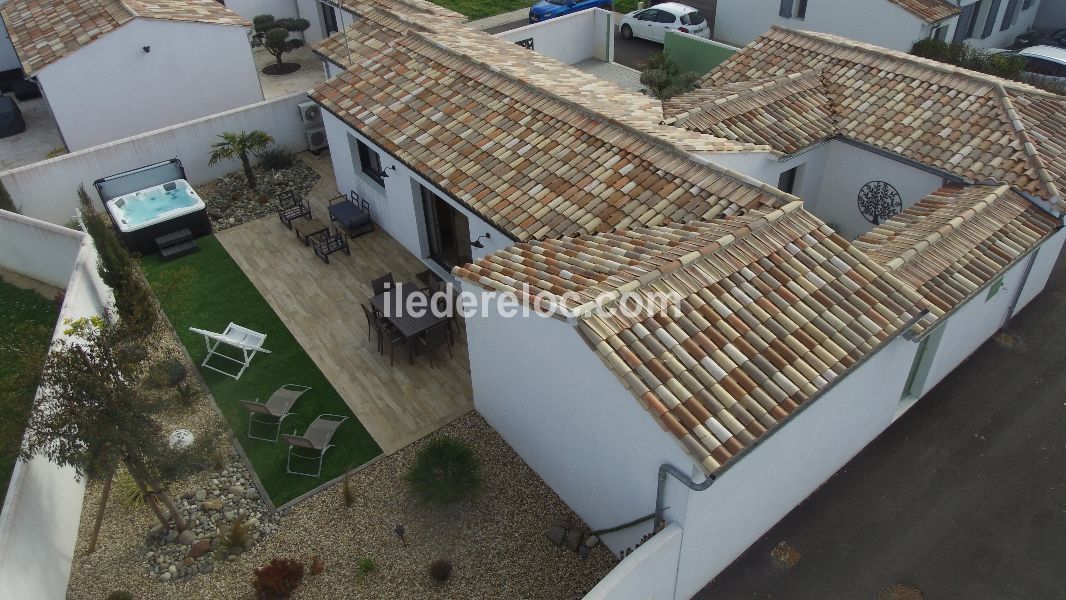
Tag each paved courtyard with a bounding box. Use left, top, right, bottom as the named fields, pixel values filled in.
left=699, top=254, right=1066, bottom=598
left=254, top=45, right=327, bottom=99
left=0, top=97, right=64, bottom=171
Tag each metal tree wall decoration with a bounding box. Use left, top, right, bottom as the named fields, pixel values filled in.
left=857, top=181, right=902, bottom=225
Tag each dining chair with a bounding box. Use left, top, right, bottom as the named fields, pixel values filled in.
left=372, top=272, right=396, bottom=296
left=418, top=322, right=452, bottom=368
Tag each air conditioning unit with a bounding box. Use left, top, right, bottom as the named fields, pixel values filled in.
left=306, top=127, right=328, bottom=151
left=298, top=101, right=322, bottom=126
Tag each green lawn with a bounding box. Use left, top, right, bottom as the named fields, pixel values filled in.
left=0, top=280, right=58, bottom=511
left=141, top=236, right=381, bottom=506
left=432, top=0, right=637, bottom=20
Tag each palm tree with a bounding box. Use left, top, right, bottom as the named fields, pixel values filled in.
left=208, top=130, right=275, bottom=190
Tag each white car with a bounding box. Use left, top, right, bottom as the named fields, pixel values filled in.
left=618, top=3, right=710, bottom=43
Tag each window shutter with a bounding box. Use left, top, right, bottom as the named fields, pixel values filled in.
left=1021, top=0, right=1033, bottom=9
left=779, top=0, right=793, bottom=18
left=952, top=5, right=974, bottom=43
left=1001, top=0, right=1019, bottom=29
left=981, top=0, right=1002, bottom=38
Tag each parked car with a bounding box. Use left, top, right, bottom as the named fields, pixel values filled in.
left=618, top=3, right=710, bottom=43
left=528, top=0, right=613, bottom=23
left=992, top=45, right=1066, bottom=86
left=1013, top=27, right=1066, bottom=49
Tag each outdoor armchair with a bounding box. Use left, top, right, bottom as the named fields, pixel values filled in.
left=281, top=414, right=349, bottom=477
left=239, top=384, right=311, bottom=442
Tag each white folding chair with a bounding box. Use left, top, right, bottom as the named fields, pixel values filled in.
left=189, top=322, right=271, bottom=380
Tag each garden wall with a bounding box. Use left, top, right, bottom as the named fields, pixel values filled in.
left=0, top=211, right=111, bottom=600
left=0, top=92, right=310, bottom=226
left=495, top=8, right=613, bottom=65
left=582, top=523, right=683, bottom=600
left=663, top=31, right=736, bottom=77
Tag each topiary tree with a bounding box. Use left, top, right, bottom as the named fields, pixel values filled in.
left=209, top=131, right=275, bottom=190
left=640, top=50, right=700, bottom=101
left=405, top=436, right=481, bottom=505
left=261, top=17, right=310, bottom=67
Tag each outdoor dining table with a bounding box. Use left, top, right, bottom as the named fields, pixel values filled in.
left=370, top=283, right=449, bottom=364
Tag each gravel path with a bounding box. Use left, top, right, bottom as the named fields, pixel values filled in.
left=68, top=412, right=616, bottom=599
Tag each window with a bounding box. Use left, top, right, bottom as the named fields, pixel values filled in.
left=1023, top=56, right=1066, bottom=78
left=1022, top=0, right=1034, bottom=9
left=680, top=12, right=706, bottom=26
left=779, top=0, right=806, bottom=19
left=796, top=0, right=808, bottom=19
left=421, top=186, right=473, bottom=271
left=932, top=24, right=949, bottom=41
left=656, top=10, right=676, bottom=23
left=779, top=0, right=793, bottom=18
left=357, top=140, right=385, bottom=187
left=953, top=1, right=981, bottom=42
left=322, top=3, right=339, bottom=35
left=980, top=0, right=1001, bottom=39
left=986, top=277, right=1005, bottom=300
left=777, top=166, right=799, bottom=194
left=1001, top=0, right=1020, bottom=30
left=636, top=9, right=659, bottom=21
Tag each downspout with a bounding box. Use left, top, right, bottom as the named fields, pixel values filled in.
left=654, top=463, right=715, bottom=531
left=1002, top=247, right=1040, bottom=328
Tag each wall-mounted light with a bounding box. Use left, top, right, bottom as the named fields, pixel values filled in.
left=380, top=165, right=398, bottom=178
left=470, top=232, right=491, bottom=249
left=142, top=45, right=151, bottom=53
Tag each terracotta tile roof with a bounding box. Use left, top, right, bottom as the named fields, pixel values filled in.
left=312, top=8, right=431, bottom=69
left=854, top=184, right=1060, bottom=318
left=1, top=0, right=249, bottom=75
left=686, top=27, right=1066, bottom=203
left=663, top=71, right=836, bottom=154
left=886, top=0, right=959, bottom=23
left=455, top=202, right=926, bottom=473
left=310, top=34, right=793, bottom=242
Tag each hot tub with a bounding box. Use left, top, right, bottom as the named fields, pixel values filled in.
left=105, top=179, right=211, bottom=254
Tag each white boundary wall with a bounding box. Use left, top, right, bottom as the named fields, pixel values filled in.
left=0, top=210, right=111, bottom=600
left=495, top=9, right=613, bottom=65
left=0, top=93, right=311, bottom=226
left=583, top=523, right=683, bottom=600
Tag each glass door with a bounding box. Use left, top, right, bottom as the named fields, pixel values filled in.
left=421, top=186, right=472, bottom=271
left=322, top=3, right=339, bottom=35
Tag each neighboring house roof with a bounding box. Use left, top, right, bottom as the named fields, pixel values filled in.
left=662, top=71, right=836, bottom=155
left=681, top=27, right=1066, bottom=205
left=455, top=202, right=926, bottom=474
left=312, top=8, right=431, bottom=69
left=854, top=184, right=1060, bottom=318
left=886, top=0, right=960, bottom=23
left=337, top=0, right=468, bottom=22
left=1, top=0, right=249, bottom=75
left=310, top=33, right=793, bottom=242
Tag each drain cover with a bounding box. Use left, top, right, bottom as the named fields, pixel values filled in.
left=880, top=583, right=924, bottom=600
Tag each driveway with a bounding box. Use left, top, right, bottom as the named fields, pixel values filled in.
left=697, top=255, right=1066, bottom=598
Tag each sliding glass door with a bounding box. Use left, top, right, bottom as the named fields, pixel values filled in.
left=420, top=186, right=472, bottom=271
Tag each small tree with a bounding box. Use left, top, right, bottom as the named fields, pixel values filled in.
left=261, top=17, right=310, bottom=66
left=406, top=436, right=481, bottom=506
left=640, top=51, right=700, bottom=101
left=209, top=131, right=275, bottom=190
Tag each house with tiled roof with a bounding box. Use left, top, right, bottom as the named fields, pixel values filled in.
left=0, top=0, right=263, bottom=150
left=304, top=13, right=1066, bottom=598
left=714, top=0, right=1041, bottom=52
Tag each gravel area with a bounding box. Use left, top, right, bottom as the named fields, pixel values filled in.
left=200, top=158, right=320, bottom=232
left=68, top=412, right=617, bottom=599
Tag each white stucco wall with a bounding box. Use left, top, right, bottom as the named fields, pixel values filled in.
left=465, top=298, right=694, bottom=553
left=807, top=141, right=945, bottom=239
left=961, top=0, right=1042, bottom=49
left=583, top=523, right=683, bottom=600
left=36, top=19, right=263, bottom=151
left=223, top=0, right=299, bottom=22
left=495, top=8, right=613, bottom=64
left=321, top=112, right=512, bottom=280
left=1011, top=226, right=1066, bottom=317
left=917, top=245, right=1036, bottom=396
left=671, top=334, right=918, bottom=600
left=297, top=0, right=358, bottom=44
left=703, top=143, right=830, bottom=206
left=714, top=0, right=928, bottom=51
left=1, top=93, right=309, bottom=225
left=0, top=212, right=111, bottom=600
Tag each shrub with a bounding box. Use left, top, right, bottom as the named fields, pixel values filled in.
left=148, top=359, right=187, bottom=388
left=259, top=147, right=294, bottom=170
left=910, top=39, right=1026, bottom=81
left=253, top=558, right=305, bottom=600
left=106, top=592, right=133, bottom=600
left=356, top=556, right=375, bottom=578
left=429, top=559, right=452, bottom=582
left=173, top=381, right=200, bottom=406
left=218, top=514, right=252, bottom=556
left=639, top=50, right=699, bottom=101
left=405, top=436, right=481, bottom=505
left=114, top=471, right=145, bottom=508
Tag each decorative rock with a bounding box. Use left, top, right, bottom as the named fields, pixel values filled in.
left=165, top=530, right=179, bottom=544
left=244, top=488, right=260, bottom=500
left=229, top=485, right=244, bottom=496
left=566, top=528, right=584, bottom=552
left=160, top=572, right=171, bottom=582
left=188, top=540, right=211, bottom=559
left=546, top=525, right=567, bottom=546
left=553, top=516, right=571, bottom=530
left=584, top=534, right=600, bottom=548
left=168, top=565, right=178, bottom=575
left=177, top=530, right=196, bottom=545
left=201, top=499, right=223, bottom=512
left=195, top=489, right=207, bottom=502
